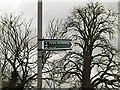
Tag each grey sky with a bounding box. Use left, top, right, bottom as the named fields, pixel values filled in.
left=0, top=0, right=119, bottom=34
left=43, top=0, right=118, bottom=33
left=0, top=0, right=37, bottom=30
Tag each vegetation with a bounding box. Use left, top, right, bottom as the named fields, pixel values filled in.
left=0, top=14, right=37, bottom=89
left=44, top=2, right=120, bottom=89
left=0, top=2, right=120, bottom=90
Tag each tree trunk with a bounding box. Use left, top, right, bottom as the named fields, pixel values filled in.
left=82, top=52, right=93, bottom=89
left=8, top=71, right=18, bottom=88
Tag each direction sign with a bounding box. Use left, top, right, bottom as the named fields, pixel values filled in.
left=43, top=39, right=72, bottom=50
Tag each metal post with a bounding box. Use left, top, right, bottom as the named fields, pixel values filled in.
left=0, top=57, right=2, bottom=89
left=118, top=1, right=120, bottom=75
left=38, top=0, right=42, bottom=89
left=53, top=63, right=55, bottom=90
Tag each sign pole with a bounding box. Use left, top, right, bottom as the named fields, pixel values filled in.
left=118, top=1, right=120, bottom=77
left=0, top=57, right=2, bottom=89
left=38, top=0, right=42, bottom=89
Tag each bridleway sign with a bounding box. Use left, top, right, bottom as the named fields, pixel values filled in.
left=38, top=39, right=72, bottom=51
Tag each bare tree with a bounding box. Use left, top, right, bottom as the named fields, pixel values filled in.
left=61, top=2, right=119, bottom=89
left=42, top=19, right=65, bottom=88
left=0, top=14, right=37, bottom=89
left=44, top=2, right=120, bottom=89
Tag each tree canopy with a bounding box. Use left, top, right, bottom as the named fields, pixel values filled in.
left=0, top=14, right=37, bottom=89
left=44, top=2, right=120, bottom=89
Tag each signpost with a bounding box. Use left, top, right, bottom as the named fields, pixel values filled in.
left=37, top=0, right=72, bottom=89
left=0, top=57, right=2, bottom=89
left=37, top=39, right=72, bottom=89
left=38, top=0, right=42, bottom=89
left=42, top=39, right=72, bottom=51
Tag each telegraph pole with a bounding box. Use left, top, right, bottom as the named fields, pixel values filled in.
left=38, top=0, right=42, bottom=89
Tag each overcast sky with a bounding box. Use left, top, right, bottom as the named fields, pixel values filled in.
left=0, top=0, right=119, bottom=34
